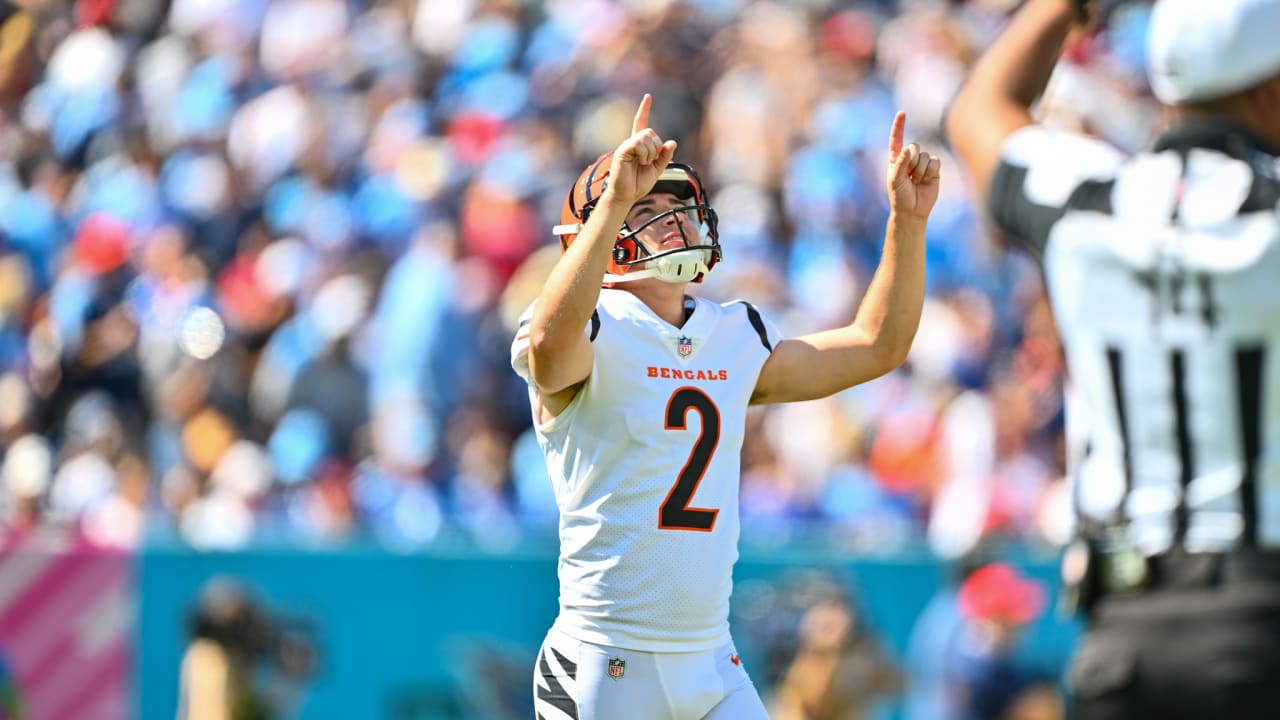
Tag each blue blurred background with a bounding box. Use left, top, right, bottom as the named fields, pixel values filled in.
left=0, top=0, right=1162, bottom=717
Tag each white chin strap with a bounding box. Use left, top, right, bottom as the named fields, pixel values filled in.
left=605, top=248, right=712, bottom=284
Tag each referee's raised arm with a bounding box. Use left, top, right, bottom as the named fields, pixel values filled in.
left=942, top=0, right=1081, bottom=201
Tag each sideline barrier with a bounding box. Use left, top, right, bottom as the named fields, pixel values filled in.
left=137, top=540, right=1079, bottom=719
left=0, top=532, right=132, bottom=720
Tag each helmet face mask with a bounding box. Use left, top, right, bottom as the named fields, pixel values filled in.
left=553, top=155, right=721, bottom=284
left=613, top=197, right=718, bottom=283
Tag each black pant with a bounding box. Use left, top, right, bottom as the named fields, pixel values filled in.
left=1071, top=579, right=1280, bottom=719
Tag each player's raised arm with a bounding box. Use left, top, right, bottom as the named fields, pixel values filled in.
left=528, top=95, right=677, bottom=404
left=751, top=112, right=938, bottom=404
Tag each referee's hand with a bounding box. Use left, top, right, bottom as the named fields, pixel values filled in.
left=886, top=111, right=941, bottom=220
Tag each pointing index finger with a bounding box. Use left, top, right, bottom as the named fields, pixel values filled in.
left=632, top=94, right=652, bottom=137
left=888, top=111, right=906, bottom=165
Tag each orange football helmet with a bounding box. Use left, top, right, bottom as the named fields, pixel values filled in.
left=552, top=153, right=721, bottom=284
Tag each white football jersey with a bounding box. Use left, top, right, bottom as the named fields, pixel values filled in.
left=511, top=288, right=778, bottom=652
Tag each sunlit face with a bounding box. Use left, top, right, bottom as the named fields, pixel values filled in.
left=624, top=192, right=701, bottom=258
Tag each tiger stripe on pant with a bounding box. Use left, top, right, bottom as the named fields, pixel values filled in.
left=535, top=639, right=579, bottom=720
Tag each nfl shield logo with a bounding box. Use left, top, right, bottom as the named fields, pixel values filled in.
left=677, top=335, right=693, bottom=357
left=607, top=657, right=626, bottom=679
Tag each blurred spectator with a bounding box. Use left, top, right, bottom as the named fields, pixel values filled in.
left=177, top=577, right=316, bottom=720
left=943, top=563, right=1064, bottom=720
left=904, top=557, right=975, bottom=720
left=762, top=573, right=901, bottom=720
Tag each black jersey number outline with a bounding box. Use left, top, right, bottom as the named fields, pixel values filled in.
left=659, top=387, right=720, bottom=531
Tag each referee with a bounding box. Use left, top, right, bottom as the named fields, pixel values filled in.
left=944, top=0, right=1280, bottom=718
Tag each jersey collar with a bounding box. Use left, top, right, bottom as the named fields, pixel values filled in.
left=608, top=290, right=718, bottom=361
left=1153, top=117, right=1280, bottom=159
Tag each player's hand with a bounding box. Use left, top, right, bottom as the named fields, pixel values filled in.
left=886, top=111, right=941, bottom=220
left=604, top=94, right=678, bottom=208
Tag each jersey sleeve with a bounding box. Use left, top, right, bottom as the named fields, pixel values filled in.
left=510, top=304, right=536, bottom=383
left=735, top=300, right=781, bottom=354
left=509, top=302, right=602, bottom=384
left=989, top=126, right=1125, bottom=254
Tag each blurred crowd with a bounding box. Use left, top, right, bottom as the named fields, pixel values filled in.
left=0, top=0, right=1161, bottom=552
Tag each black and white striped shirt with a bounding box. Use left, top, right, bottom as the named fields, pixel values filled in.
left=990, top=120, right=1280, bottom=554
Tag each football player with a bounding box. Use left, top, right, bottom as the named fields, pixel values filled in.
left=513, top=94, right=939, bottom=720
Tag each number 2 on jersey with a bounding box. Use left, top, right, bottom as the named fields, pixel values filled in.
left=660, top=387, right=720, bottom=531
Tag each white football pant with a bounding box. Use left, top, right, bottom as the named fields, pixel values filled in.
left=533, top=625, right=769, bottom=720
